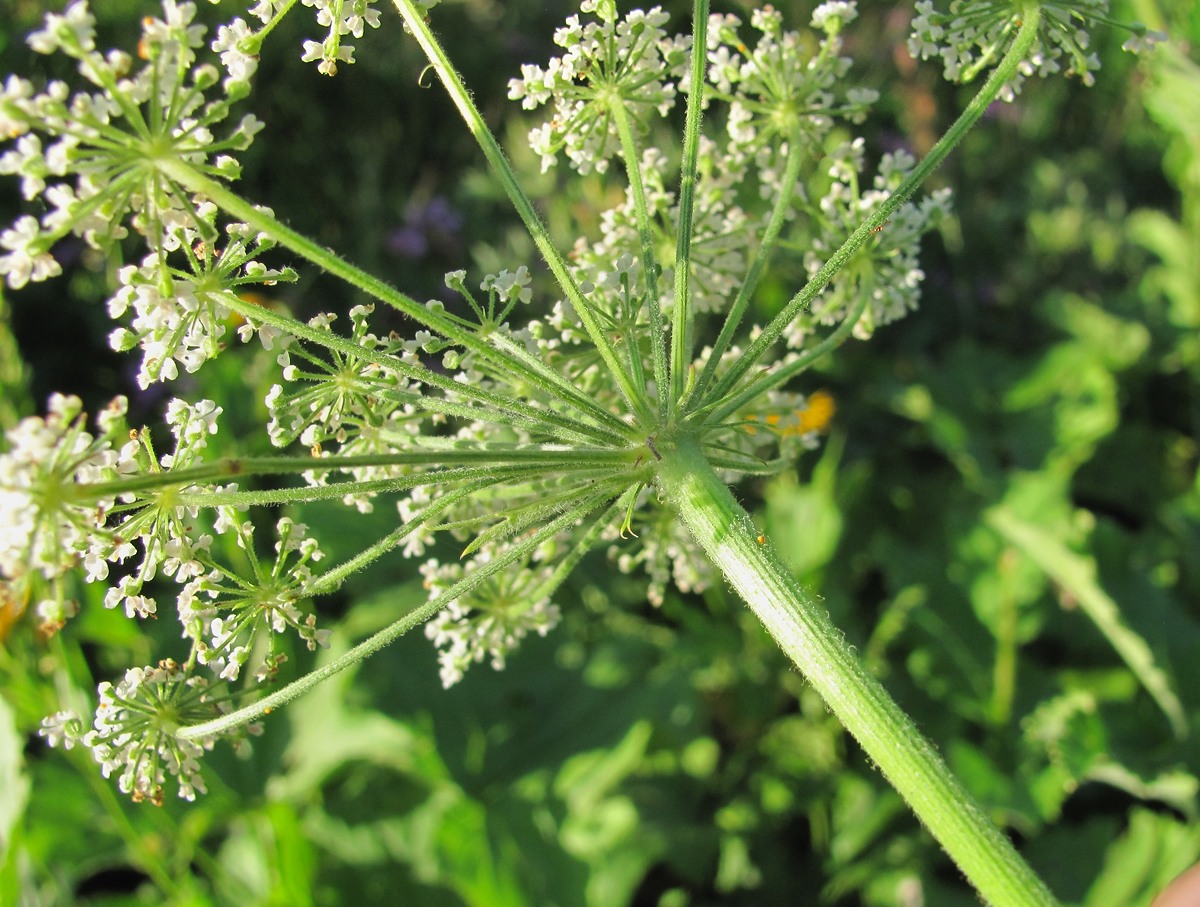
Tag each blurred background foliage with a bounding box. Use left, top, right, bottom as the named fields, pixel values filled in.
left=2, top=0, right=1199, bottom=904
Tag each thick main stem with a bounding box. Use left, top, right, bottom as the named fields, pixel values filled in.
left=656, top=437, right=1058, bottom=907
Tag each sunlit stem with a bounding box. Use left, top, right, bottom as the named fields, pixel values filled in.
left=609, top=97, right=669, bottom=418
left=696, top=287, right=869, bottom=429
left=171, top=462, right=583, bottom=510
left=247, top=0, right=300, bottom=47
left=303, top=478, right=493, bottom=597
left=217, top=291, right=630, bottom=447
left=82, top=448, right=632, bottom=509
left=391, top=0, right=656, bottom=428
left=688, top=129, right=806, bottom=411
left=669, top=0, right=710, bottom=410
left=656, top=437, right=1058, bottom=907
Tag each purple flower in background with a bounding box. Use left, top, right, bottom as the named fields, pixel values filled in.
left=387, top=196, right=465, bottom=260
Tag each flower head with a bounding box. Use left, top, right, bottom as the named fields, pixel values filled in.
left=702, top=3, right=877, bottom=158
left=186, top=516, right=330, bottom=683
left=784, top=140, right=952, bottom=344
left=422, top=554, right=562, bottom=688
left=107, top=206, right=293, bottom=388
left=508, top=5, right=689, bottom=173
left=0, top=1, right=264, bottom=288
left=76, top=660, right=239, bottom=804
left=0, top=394, right=123, bottom=591
left=909, top=0, right=1163, bottom=99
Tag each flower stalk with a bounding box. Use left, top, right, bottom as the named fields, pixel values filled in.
left=392, top=0, right=657, bottom=426
left=655, top=435, right=1058, bottom=907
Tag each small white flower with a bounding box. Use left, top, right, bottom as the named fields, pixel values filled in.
left=27, top=1, right=96, bottom=55
left=811, top=1, right=858, bottom=33
left=39, top=710, right=84, bottom=750
left=0, top=215, right=61, bottom=288
left=1122, top=28, right=1167, bottom=54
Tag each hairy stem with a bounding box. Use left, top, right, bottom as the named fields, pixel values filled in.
left=689, top=131, right=806, bottom=411
left=656, top=437, right=1058, bottom=907
left=609, top=97, right=668, bottom=417
left=391, top=0, right=656, bottom=427
left=669, top=0, right=710, bottom=409
left=696, top=287, right=869, bottom=429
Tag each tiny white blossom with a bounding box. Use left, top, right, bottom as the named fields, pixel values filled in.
left=0, top=215, right=61, bottom=288
left=27, top=1, right=96, bottom=55
left=811, top=1, right=858, bottom=33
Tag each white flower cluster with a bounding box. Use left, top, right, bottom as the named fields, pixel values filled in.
left=297, top=0, right=382, bottom=75
left=1, top=393, right=330, bottom=800
left=267, top=303, right=435, bottom=513
left=93, top=398, right=229, bottom=623
left=703, top=4, right=877, bottom=159
left=109, top=207, right=293, bottom=388
left=422, top=554, right=562, bottom=688
left=606, top=486, right=715, bottom=607
left=908, top=0, right=1166, bottom=99
left=508, top=5, right=689, bottom=173
left=570, top=142, right=749, bottom=317
left=0, top=396, right=328, bottom=648
left=187, top=516, right=331, bottom=683
left=0, top=394, right=127, bottom=626
left=0, top=2, right=265, bottom=291
left=39, top=660, right=243, bottom=804
left=789, top=140, right=952, bottom=344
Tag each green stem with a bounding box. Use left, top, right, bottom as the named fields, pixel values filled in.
left=156, top=161, right=631, bottom=439
left=81, top=447, right=632, bottom=502
left=304, top=476, right=493, bottom=597
left=655, top=437, right=1058, bottom=907
left=688, top=130, right=807, bottom=411
left=698, top=9, right=1043, bottom=410
left=249, top=0, right=300, bottom=47
left=390, top=0, right=655, bottom=427
left=172, top=462, right=555, bottom=509
left=178, top=484, right=615, bottom=741
left=219, top=294, right=629, bottom=447
left=697, top=286, right=870, bottom=429
left=0, top=290, right=29, bottom=430
left=609, top=97, right=668, bottom=417
left=669, top=0, right=710, bottom=409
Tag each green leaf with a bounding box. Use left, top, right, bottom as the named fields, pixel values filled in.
left=1083, top=808, right=1200, bottom=907
left=1004, top=343, right=1119, bottom=472
left=1042, top=294, right=1150, bottom=371
left=987, top=506, right=1188, bottom=738
left=0, top=695, right=28, bottom=897
left=1084, top=763, right=1199, bottom=820
left=763, top=434, right=844, bottom=577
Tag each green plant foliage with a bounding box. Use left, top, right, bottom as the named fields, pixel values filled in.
left=1, top=0, right=1197, bottom=905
